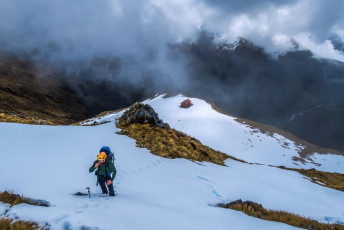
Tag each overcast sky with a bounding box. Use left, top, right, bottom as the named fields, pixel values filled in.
left=0, top=0, right=343, bottom=65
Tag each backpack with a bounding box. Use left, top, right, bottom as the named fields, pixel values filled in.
left=99, top=146, right=115, bottom=164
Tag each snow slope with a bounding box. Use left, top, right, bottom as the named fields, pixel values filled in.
left=84, top=94, right=344, bottom=173
left=0, top=94, right=343, bottom=229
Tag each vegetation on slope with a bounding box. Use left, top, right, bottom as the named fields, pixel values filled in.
left=0, top=191, right=49, bottom=207
left=0, top=191, right=47, bottom=229
left=0, top=191, right=32, bottom=207
left=278, top=166, right=344, bottom=192
left=0, top=113, right=53, bottom=125
left=218, top=199, right=344, bottom=230
left=116, top=102, right=244, bottom=166
left=0, top=54, right=88, bottom=125
left=0, top=218, right=41, bottom=230
left=118, top=122, right=231, bottom=165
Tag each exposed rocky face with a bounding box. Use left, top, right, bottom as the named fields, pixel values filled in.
left=118, top=102, right=166, bottom=128
left=0, top=54, right=88, bottom=124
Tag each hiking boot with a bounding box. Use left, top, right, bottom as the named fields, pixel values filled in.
left=108, top=183, right=115, bottom=196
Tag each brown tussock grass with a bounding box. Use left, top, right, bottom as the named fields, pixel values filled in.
left=278, top=166, right=344, bottom=192
left=0, top=191, right=46, bottom=229
left=117, top=122, right=245, bottom=166
left=0, top=113, right=54, bottom=125
left=218, top=200, right=344, bottom=230
left=0, top=218, right=41, bottom=230
left=0, top=191, right=32, bottom=207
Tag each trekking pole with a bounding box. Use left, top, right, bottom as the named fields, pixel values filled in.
left=86, top=187, right=90, bottom=198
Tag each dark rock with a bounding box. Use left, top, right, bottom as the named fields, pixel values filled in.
left=221, top=199, right=263, bottom=209
left=181, top=99, right=192, bottom=108
left=225, top=199, right=243, bottom=208
left=29, top=198, right=50, bottom=207
left=73, top=192, right=88, bottom=196
left=118, top=102, right=165, bottom=128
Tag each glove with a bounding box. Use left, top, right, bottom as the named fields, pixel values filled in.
left=107, top=180, right=112, bottom=185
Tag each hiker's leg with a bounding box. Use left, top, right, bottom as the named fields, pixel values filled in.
left=98, top=175, right=108, bottom=194
left=106, top=176, right=115, bottom=196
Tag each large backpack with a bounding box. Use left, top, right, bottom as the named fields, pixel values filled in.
left=99, top=146, right=115, bottom=164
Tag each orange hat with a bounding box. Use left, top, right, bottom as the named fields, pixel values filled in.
left=97, top=152, right=107, bottom=161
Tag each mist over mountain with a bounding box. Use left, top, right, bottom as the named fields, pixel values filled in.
left=172, top=31, right=344, bottom=152
left=0, top=0, right=343, bottom=151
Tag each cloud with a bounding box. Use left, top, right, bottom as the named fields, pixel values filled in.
left=0, top=0, right=343, bottom=77
left=0, top=0, right=197, bottom=93
left=191, top=0, right=344, bottom=60
left=0, top=0, right=177, bottom=61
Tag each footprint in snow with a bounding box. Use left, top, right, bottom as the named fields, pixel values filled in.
left=197, top=176, right=225, bottom=202
left=197, top=176, right=209, bottom=182
left=53, top=214, right=69, bottom=224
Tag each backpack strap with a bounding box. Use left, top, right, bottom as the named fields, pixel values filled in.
left=104, top=159, right=111, bottom=178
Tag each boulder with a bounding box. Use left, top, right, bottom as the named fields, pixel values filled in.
left=118, top=102, right=166, bottom=128
left=181, top=99, right=192, bottom=108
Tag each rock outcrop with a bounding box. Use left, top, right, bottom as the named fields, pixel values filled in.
left=118, top=102, right=166, bottom=128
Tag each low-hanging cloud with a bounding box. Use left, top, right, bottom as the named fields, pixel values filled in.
left=0, top=0, right=194, bottom=93
left=194, top=0, right=344, bottom=60
left=0, top=0, right=343, bottom=84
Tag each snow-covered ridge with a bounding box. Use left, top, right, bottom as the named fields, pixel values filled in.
left=1, top=94, right=344, bottom=229
left=82, top=94, right=344, bottom=174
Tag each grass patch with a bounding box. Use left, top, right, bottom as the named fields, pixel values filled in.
left=0, top=191, right=47, bottom=229
left=0, top=218, right=41, bottom=230
left=278, top=166, right=344, bottom=192
left=117, top=122, right=245, bottom=166
left=0, top=191, right=49, bottom=207
left=0, top=113, right=54, bottom=125
left=218, top=199, right=344, bottom=230
left=0, top=55, right=89, bottom=125
left=0, top=191, right=32, bottom=207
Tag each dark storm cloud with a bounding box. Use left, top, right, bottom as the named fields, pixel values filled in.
left=0, top=0, right=343, bottom=75
left=200, top=0, right=299, bottom=13
left=0, top=0, right=194, bottom=94
left=306, top=0, right=344, bottom=40
left=0, top=0, right=175, bottom=61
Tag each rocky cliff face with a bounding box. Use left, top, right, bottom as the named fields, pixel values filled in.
left=0, top=54, right=88, bottom=124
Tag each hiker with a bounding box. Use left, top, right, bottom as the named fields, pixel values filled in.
left=89, top=148, right=117, bottom=196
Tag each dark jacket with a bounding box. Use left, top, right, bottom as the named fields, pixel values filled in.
left=89, top=160, right=117, bottom=181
